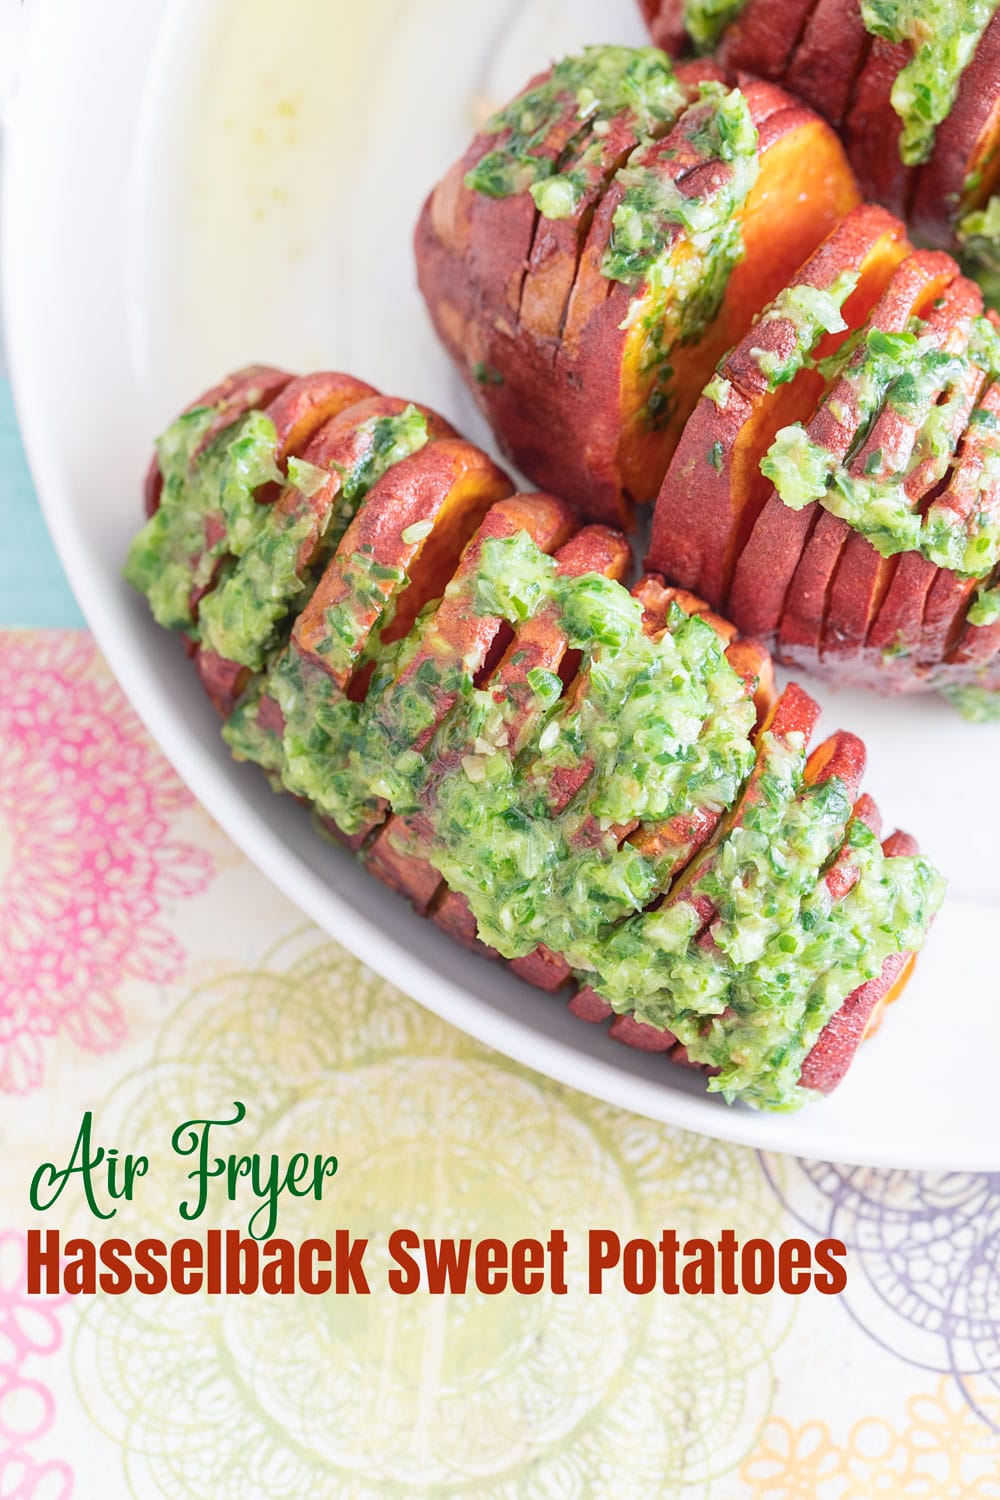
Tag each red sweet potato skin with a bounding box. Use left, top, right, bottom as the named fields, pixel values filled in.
left=718, top=0, right=819, bottom=79
left=784, top=0, right=871, bottom=127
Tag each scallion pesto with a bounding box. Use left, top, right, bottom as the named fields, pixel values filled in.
left=465, top=45, right=686, bottom=205
left=195, top=407, right=431, bottom=671
left=940, top=681, right=1000, bottom=719
left=860, top=0, right=1000, bottom=166
left=683, top=0, right=749, bottom=52
left=762, top=313, right=1000, bottom=573
left=124, top=407, right=282, bottom=631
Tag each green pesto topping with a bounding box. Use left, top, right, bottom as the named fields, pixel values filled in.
left=167, top=504, right=945, bottom=1110
left=860, top=0, right=999, bottom=166
left=763, top=315, right=1000, bottom=573
left=941, top=682, right=1000, bottom=720
left=197, top=407, right=429, bottom=671
left=703, top=374, right=732, bottom=409
left=586, top=747, right=943, bottom=1110
left=222, top=671, right=285, bottom=779
left=603, top=85, right=758, bottom=284
left=968, top=582, right=1000, bottom=625
left=465, top=46, right=686, bottom=205
left=958, top=198, right=1000, bottom=310
left=958, top=194, right=1000, bottom=255
left=270, top=528, right=756, bottom=899
left=314, top=548, right=408, bottom=678
left=418, top=554, right=757, bottom=959
left=124, top=407, right=282, bottom=631
left=746, top=271, right=859, bottom=390
left=683, top=0, right=749, bottom=52
left=698, top=818, right=942, bottom=1109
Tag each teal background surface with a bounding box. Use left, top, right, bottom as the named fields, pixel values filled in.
left=0, top=374, right=84, bottom=627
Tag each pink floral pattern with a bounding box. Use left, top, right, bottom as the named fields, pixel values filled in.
left=0, top=631, right=214, bottom=1092
left=0, top=1232, right=72, bottom=1498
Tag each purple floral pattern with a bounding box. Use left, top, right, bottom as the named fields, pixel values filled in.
left=760, top=1156, right=1000, bottom=1427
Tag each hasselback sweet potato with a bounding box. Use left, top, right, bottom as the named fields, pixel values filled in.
left=127, top=366, right=944, bottom=1110
left=417, top=50, right=858, bottom=525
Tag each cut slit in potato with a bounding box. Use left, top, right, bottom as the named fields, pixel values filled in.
left=717, top=0, right=819, bottom=79
left=650, top=203, right=909, bottom=608
left=783, top=0, right=871, bottom=128
left=821, top=273, right=986, bottom=673
left=728, top=249, right=956, bottom=662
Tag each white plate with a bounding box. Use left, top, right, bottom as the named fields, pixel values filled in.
left=5, top=0, right=999, bottom=1168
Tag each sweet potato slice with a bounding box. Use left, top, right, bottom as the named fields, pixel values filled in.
left=798, top=826, right=919, bottom=1093
left=423, top=65, right=588, bottom=335
left=822, top=273, right=985, bottom=672
left=914, top=376, right=1000, bottom=669
left=717, top=0, right=818, bottom=79
left=481, top=88, right=769, bottom=524
left=224, top=439, right=512, bottom=824
left=911, top=9, right=1000, bottom=247
left=783, top=0, right=871, bottom=128
left=657, top=790, right=882, bottom=1078
left=843, top=38, right=912, bottom=219
left=193, top=371, right=374, bottom=603
left=583, top=701, right=864, bottom=1061
left=420, top=75, right=858, bottom=527
left=643, top=682, right=825, bottom=931
left=516, top=570, right=761, bottom=1005
left=429, top=886, right=499, bottom=957
left=639, top=0, right=688, bottom=55
left=292, top=439, right=512, bottom=685
left=773, top=251, right=957, bottom=669
left=143, top=364, right=293, bottom=517
left=194, top=397, right=455, bottom=712
left=649, top=203, right=907, bottom=605
left=865, top=360, right=991, bottom=687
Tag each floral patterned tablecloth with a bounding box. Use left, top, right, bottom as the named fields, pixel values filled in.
left=1, top=375, right=999, bottom=1499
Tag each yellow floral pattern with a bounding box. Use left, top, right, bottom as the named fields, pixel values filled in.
left=742, top=1377, right=1000, bottom=1499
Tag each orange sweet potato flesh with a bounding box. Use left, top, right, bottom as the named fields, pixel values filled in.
left=650, top=203, right=907, bottom=605
left=605, top=89, right=859, bottom=521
